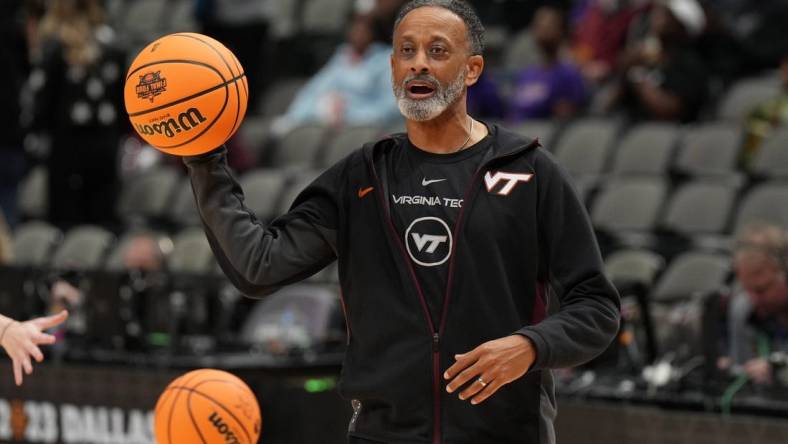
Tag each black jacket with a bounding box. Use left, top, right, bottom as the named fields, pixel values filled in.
left=184, top=124, right=620, bottom=444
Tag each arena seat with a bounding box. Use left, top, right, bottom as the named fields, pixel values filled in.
left=749, top=127, right=788, bottom=179
left=238, top=169, right=289, bottom=221
left=610, top=123, right=679, bottom=177
left=734, top=182, right=788, bottom=232
left=11, top=221, right=62, bottom=267
left=673, top=122, right=742, bottom=178
left=51, top=225, right=114, bottom=270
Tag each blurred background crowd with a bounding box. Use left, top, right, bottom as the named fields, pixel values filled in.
left=2, top=0, right=788, bottom=422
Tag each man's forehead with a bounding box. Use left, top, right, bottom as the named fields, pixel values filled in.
left=394, top=6, right=466, bottom=42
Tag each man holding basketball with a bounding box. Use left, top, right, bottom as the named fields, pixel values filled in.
left=185, top=1, right=620, bottom=442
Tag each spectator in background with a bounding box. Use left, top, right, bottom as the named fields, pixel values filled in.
left=272, top=13, right=398, bottom=134
left=744, top=52, right=788, bottom=159
left=0, top=0, right=32, bottom=228
left=467, top=71, right=504, bottom=121
left=723, top=222, right=788, bottom=385
left=606, top=0, right=708, bottom=121
left=21, top=0, right=125, bottom=228
left=572, top=0, right=650, bottom=85
left=508, top=5, right=587, bottom=121
left=122, top=232, right=165, bottom=273
left=365, top=0, right=408, bottom=44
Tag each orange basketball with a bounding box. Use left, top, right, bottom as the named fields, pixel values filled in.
left=124, top=33, right=248, bottom=156
left=154, top=369, right=262, bottom=444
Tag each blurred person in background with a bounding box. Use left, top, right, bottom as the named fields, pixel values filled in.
left=0, top=310, right=68, bottom=386
left=272, top=13, right=399, bottom=134
left=743, top=52, right=788, bottom=160
left=21, top=0, right=125, bottom=228
left=508, top=5, right=587, bottom=121
left=605, top=0, right=708, bottom=121
left=722, top=222, right=788, bottom=385
left=572, top=0, right=650, bottom=85
left=0, top=0, right=33, bottom=228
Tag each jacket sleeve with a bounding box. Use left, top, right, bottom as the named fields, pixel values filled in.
left=515, top=149, right=620, bottom=370
left=184, top=147, right=340, bottom=297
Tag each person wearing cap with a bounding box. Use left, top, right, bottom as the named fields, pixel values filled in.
left=607, top=0, right=709, bottom=121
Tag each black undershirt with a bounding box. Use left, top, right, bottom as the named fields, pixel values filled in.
left=387, top=127, right=493, bottom=324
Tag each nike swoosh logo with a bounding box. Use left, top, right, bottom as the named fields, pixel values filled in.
left=422, top=178, right=447, bottom=186
left=358, top=186, right=374, bottom=198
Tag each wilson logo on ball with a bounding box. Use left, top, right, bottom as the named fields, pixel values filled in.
left=133, top=107, right=207, bottom=138
left=136, top=71, right=167, bottom=102
left=209, top=412, right=241, bottom=444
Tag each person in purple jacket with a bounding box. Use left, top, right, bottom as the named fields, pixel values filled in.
left=509, top=5, right=588, bottom=121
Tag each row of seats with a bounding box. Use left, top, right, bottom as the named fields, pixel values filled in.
left=235, top=117, right=786, bottom=181
left=8, top=220, right=339, bottom=283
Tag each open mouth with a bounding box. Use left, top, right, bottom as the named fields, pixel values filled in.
left=406, top=82, right=436, bottom=99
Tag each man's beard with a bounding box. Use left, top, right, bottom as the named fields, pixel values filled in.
left=392, top=69, right=466, bottom=122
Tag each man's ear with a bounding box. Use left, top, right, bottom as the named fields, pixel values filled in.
left=465, top=55, right=484, bottom=87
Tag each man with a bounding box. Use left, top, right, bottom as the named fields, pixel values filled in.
left=725, top=223, right=788, bottom=385
left=184, top=1, right=620, bottom=442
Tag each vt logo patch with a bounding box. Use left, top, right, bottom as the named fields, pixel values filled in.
left=405, top=217, right=452, bottom=267
left=484, top=171, right=533, bottom=196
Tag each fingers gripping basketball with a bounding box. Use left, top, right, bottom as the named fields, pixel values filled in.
left=124, top=33, right=248, bottom=156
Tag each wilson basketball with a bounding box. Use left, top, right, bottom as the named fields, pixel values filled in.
left=124, top=33, right=248, bottom=156
left=154, top=369, right=262, bottom=444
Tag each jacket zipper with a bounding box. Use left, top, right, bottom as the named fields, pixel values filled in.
left=366, top=139, right=538, bottom=444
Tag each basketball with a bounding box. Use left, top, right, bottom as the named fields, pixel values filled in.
left=154, top=368, right=262, bottom=444
left=124, top=33, right=248, bottom=156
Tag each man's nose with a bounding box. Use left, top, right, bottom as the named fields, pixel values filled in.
left=409, top=50, right=430, bottom=74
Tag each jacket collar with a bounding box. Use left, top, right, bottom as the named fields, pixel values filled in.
left=362, top=121, right=540, bottom=165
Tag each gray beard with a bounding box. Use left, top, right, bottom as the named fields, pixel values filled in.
left=393, top=69, right=467, bottom=122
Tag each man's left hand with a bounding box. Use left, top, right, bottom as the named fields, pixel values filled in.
left=444, top=335, right=536, bottom=405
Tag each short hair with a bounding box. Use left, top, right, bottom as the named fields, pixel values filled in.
left=734, top=222, right=788, bottom=271
left=392, top=0, right=485, bottom=55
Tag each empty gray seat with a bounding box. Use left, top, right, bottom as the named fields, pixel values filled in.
left=511, top=120, right=557, bottom=151
left=17, top=166, right=47, bottom=220
left=734, top=182, right=788, bottom=231
left=749, top=127, right=788, bottom=179
left=257, top=77, right=308, bottom=117
left=674, top=122, right=742, bottom=177
left=278, top=170, right=321, bottom=214
left=717, top=76, right=782, bottom=122
left=51, top=225, right=114, bottom=270
left=238, top=169, right=289, bottom=220
left=11, top=221, right=62, bottom=267
left=168, top=227, right=214, bottom=274
left=651, top=251, right=730, bottom=302
left=590, top=179, right=667, bottom=233
left=611, top=123, right=679, bottom=176
left=553, top=118, right=619, bottom=178
left=605, top=249, right=665, bottom=290
left=502, top=30, right=542, bottom=72
left=302, top=0, right=353, bottom=34
left=660, top=181, right=736, bottom=236
left=117, top=167, right=180, bottom=222
left=168, top=178, right=201, bottom=227
left=321, top=126, right=382, bottom=167
left=271, top=124, right=328, bottom=168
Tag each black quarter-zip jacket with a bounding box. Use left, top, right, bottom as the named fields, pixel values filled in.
left=184, top=124, right=620, bottom=444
